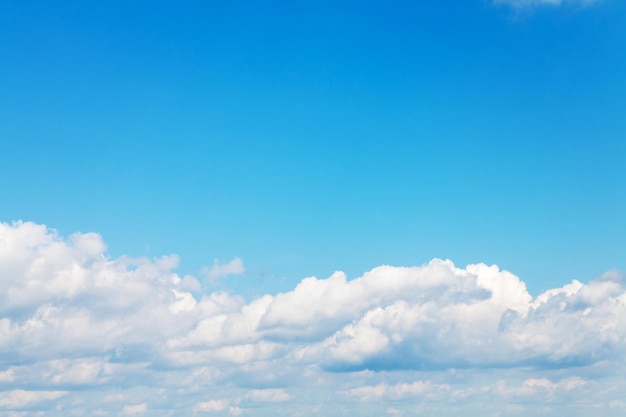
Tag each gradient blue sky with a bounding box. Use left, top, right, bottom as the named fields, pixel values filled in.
left=2, top=0, right=625, bottom=296
left=2, top=1, right=626, bottom=416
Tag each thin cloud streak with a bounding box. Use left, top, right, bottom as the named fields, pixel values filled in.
left=494, top=0, right=599, bottom=7
left=203, top=258, right=246, bottom=280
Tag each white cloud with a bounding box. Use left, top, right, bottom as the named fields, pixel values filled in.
left=121, top=403, right=147, bottom=415
left=229, top=406, right=244, bottom=415
left=493, top=0, right=599, bottom=7
left=0, top=368, right=16, bottom=382
left=0, top=390, right=67, bottom=409
left=194, top=399, right=229, bottom=413
left=340, top=381, right=450, bottom=401
left=45, top=357, right=114, bottom=385
left=468, top=376, right=592, bottom=403
left=1, top=221, right=626, bottom=416
left=203, top=258, right=245, bottom=280
left=246, top=389, right=291, bottom=403
left=102, top=393, right=127, bottom=402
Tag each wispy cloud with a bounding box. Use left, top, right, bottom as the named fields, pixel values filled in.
left=122, top=402, right=148, bottom=415
left=202, top=257, right=245, bottom=280
left=494, top=0, right=599, bottom=7
left=246, top=389, right=291, bottom=403
left=1, top=221, right=625, bottom=416
left=0, top=390, right=68, bottom=409
left=339, top=381, right=450, bottom=401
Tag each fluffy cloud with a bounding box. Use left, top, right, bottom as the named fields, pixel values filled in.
left=1, top=221, right=626, bottom=416
left=193, top=400, right=229, bottom=413
left=193, top=400, right=244, bottom=416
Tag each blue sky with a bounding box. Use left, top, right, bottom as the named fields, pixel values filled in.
left=1, top=0, right=625, bottom=295
left=1, top=0, right=626, bottom=416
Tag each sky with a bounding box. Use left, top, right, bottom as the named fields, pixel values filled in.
left=0, top=0, right=625, bottom=416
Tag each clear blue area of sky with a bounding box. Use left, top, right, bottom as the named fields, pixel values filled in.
left=1, top=0, right=625, bottom=297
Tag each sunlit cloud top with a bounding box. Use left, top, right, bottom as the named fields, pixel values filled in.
left=2, top=221, right=625, bottom=416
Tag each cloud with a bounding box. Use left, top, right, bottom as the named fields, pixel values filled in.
left=202, top=258, right=245, bottom=280
left=0, top=368, right=16, bottom=382
left=0, top=390, right=67, bottom=409
left=122, top=402, right=148, bottom=415
left=193, top=400, right=229, bottom=413
left=493, top=0, right=599, bottom=7
left=229, top=406, right=244, bottom=416
left=103, top=393, right=127, bottom=402
left=1, top=221, right=626, bottom=416
left=246, top=388, right=291, bottom=403
left=456, top=376, right=592, bottom=403
left=339, top=381, right=450, bottom=401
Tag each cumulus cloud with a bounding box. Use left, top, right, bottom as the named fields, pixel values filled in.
left=0, top=368, right=16, bottom=382
left=193, top=399, right=229, bottom=413
left=1, top=221, right=626, bottom=416
left=193, top=400, right=244, bottom=416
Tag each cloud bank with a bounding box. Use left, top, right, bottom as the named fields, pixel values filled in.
left=1, top=221, right=625, bottom=416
